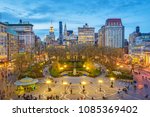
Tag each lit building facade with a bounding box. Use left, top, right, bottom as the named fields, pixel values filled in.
left=78, top=23, right=95, bottom=44
left=129, top=26, right=150, bottom=65
left=0, top=22, right=8, bottom=62
left=0, top=22, right=18, bottom=62
left=143, top=45, right=150, bottom=66
left=45, top=23, right=55, bottom=47
left=98, top=26, right=105, bottom=47
left=7, top=20, right=35, bottom=53
left=98, top=18, right=124, bottom=48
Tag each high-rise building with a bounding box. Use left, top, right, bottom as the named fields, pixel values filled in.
left=45, top=22, right=55, bottom=47
left=63, top=24, right=78, bottom=46
left=7, top=20, right=35, bottom=53
left=78, top=23, right=95, bottom=44
left=0, top=22, right=18, bottom=62
left=6, top=28, right=19, bottom=60
left=64, top=23, right=67, bottom=37
left=124, top=39, right=129, bottom=54
left=94, top=33, right=98, bottom=46
left=98, top=26, right=105, bottom=47
left=129, top=26, right=150, bottom=65
left=59, top=21, right=63, bottom=45
left=98, top=18, right=124, bottom=48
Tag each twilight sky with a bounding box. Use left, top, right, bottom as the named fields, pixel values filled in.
left=0, top=0, right=150, bottom=40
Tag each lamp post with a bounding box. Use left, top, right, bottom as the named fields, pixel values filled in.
left=81, top=81, right=86, bottom=94
left=98, top=80, right=103, bottom=92
left=46, top=80, right=51, bottom=92
left=81, top=81, right=86, bottom=88
left=110, top=77, right=115, bottom=88
left=63, top=81, right=68, bottom=94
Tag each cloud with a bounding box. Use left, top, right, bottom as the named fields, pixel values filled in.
left=0, top=0, right=150, bottom=40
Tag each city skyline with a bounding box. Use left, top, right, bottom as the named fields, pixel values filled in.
left=0, top=0, right=150, bottom=40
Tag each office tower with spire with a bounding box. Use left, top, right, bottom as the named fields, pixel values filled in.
left=64, top=23, right=67, bottom=37
left=49, top=22, right=55, bottom=40
left=45, top=21, right=55, bottom=47
left=63, top=23, right=78, bottom=46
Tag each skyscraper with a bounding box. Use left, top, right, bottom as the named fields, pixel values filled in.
left=59, top=21, right=63, bottom=45
left=45, top=22, right=55, bottom=47
left=98, top=18, right=124, bottom=48
left=64, top=23, right=67, bottom=37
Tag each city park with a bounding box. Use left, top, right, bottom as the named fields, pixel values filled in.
left=0, top=44, right=149, bottom=100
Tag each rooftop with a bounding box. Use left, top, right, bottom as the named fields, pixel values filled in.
left=106, top=18, right=123, bottom=26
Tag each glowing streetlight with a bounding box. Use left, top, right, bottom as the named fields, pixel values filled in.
left=46, top=80, right=52, bottom=92
left=64, top=65, right=67, bottom=68
left=46, top=80, right=51, bottom=84
left=63, top=81, right=68, bottom=94
left=110, top=78, right=115, bottom=81
left=59, top=67, right=64, bottom=70
left=81, top=81, right=86, bottom=94
left=116, top=63, right=120, bottom=66
left=63, top=81, right=68, bottom=85
left=98, top=80, right=103, bottom=92
left=110, top=77, right=115, bottom=88
left=81, top=81, right=86, bottom=85
left=86, top=67, right=89, bottom=70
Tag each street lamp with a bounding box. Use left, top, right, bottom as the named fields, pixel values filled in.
left=64, top=65, right=67, bottom=68
left=81, top=81, right=86, bottom=93
left=86, top=67, right=89, bottom=70
left=46, top=80, right=51, bottom=92
left=63, top=81, right=68, bottom=94
left=59, top=67, right=64, bottom=70
left=98, top=80, right=103, bottom=92
left=116, top=63, right=120, bottom=66
left=110, top=77, right=115, bottom=88
left=81, top=81, right=86, bottom=86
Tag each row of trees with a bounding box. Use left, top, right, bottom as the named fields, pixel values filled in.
left=12, top=44, right=124, bottom=79
left=46, top=44, right=124, bottom=70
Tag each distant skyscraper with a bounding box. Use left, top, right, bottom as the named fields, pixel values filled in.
left=98, top=18, right=124, bottom=48
left=45, top=22, right=55, bottom=47
left=64, top=23, right=67, bottom=37
left=78, top=23, right=95, bottom=44
left=59, top=21, right=63, bottom=45
left=49, top=22, right=55, bottom=40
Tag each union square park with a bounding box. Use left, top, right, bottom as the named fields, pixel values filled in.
left=0, top=45, right=150, bottom=100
